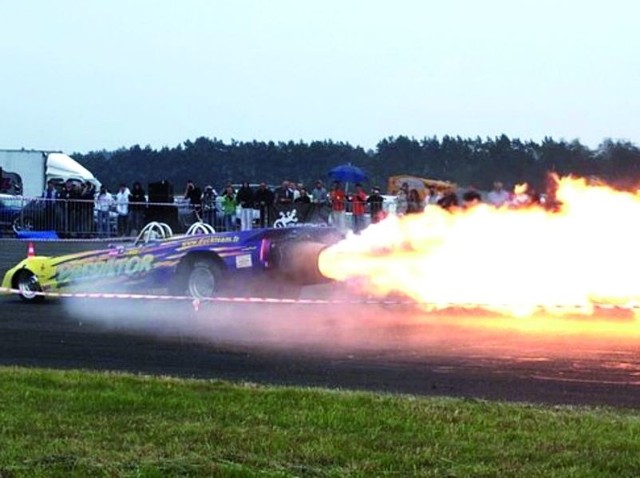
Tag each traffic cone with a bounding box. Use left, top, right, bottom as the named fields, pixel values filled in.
left=27, top=242, right=35, bottom=258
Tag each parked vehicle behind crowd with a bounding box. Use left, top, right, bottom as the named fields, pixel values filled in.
left=0, top=194, right=23, bottom=235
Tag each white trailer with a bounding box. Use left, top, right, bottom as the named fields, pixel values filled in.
left=0, top=150, right=46, bottom=197
left=0, top=149, right=100, bottom=198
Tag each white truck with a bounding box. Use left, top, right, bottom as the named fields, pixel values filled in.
left=0, top=149, right=100, bottom=198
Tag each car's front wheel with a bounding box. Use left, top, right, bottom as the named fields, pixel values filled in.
left=15, top=269, right=44, bottom=303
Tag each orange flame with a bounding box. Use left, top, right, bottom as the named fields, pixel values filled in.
left=318, top=176, right=640, bottom=335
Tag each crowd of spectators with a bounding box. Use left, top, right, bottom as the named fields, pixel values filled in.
left=38, top=179, right=146, bottom=238
left=33, top=177, right=541, bottom=239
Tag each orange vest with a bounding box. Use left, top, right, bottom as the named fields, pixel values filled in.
left=352, top=191, right=367, bottom=215
left=330, top=190, right=346, bottom=211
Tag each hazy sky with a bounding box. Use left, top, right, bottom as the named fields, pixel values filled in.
left=1, top=1, right=638, bottom=153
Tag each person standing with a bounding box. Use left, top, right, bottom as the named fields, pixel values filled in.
left=291, top=182, right=303, bottom=201
left=310, top=180, right=328, bottom=205
left=395, top=182, right=409, bottom=216
left=273, top=180, right=294, bottom=227
left=350, top=183, right=367, bottom=234
left=406, top=188, right=424, bottom=214
left=366, top=186, right=384, bottom=224
left=79, top=181, right=96, bottom=236
left=184, top=179, right=202, bottom=223
left=236, top=181, right=254, bottom=231
left=115, top=183, right=131, bottom=236
left=329, top=181, right=347, bottom=232
left=253, top=182, right=274, bottom=228
left=201, top=185, right=217, bottom=228
left=294, top=187, right=311, bottom=204
left=274, top=180, right=294, bottom=206
left=128, top=181, right=147, bottom=235
left=95, top=185, right=114, bottom=238
left=41, top=180, right=59, bottom=231
left=59, top=179, right=81, bottom=237
left=425, top=186, right=441, bottom=206
left=437, top=188, right=460, bottom=210
left=487, top=181, right=509, bottom=207
left=221, top=185, right=237, bottom=232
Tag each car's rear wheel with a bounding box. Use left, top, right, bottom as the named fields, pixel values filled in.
left=16, top=270, right=44, bottom=303
left=177, top=259, right=223, bottom=300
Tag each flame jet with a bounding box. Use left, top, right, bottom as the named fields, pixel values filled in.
left=317, top=177, right=640, bottom=325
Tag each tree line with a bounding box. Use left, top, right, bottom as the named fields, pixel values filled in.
left=73, top=135, right=640, bottom=193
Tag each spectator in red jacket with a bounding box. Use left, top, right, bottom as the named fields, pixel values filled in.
left=351, top=183, right=367, bottom=233
left=329, top=181, right=347, bottom=232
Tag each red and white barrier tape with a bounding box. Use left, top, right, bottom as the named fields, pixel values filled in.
left=0, top=286, right=414, bottom=305
left=2, top=286, right=640, bottom=313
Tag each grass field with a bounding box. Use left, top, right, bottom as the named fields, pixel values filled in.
left=1, top=367, right=639, bottom=477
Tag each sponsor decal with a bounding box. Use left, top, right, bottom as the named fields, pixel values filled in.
left=274, top=209, right=298, bottom=228
left=57, top=254, right=155, bottom=283
left=235, top=254, right=253, bottom=269
left=179, top=236, right=241, bottom=248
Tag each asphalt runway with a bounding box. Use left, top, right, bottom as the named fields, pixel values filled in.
left=1, top=239, right=640, bottom=408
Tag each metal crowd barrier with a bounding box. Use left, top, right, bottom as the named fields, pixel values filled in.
left=0, top=196, right=393, bottom=239
left=0, top=197, right=195, bottom=239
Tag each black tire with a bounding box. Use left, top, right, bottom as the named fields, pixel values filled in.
left=15, top=270, right=44, bottom=303
left=175, top=259, right=223, bottom=300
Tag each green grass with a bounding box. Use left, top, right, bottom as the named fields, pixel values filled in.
left=0, top=367, right=640, bottom=477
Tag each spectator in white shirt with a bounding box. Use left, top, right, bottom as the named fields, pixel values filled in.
left=115, top=183, right=131, bottom=236
left=95, top=186, right=115, bottom=238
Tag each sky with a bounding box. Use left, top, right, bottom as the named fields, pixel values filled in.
left=1, top=0, right=638, bottom=153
